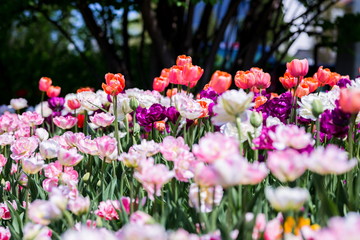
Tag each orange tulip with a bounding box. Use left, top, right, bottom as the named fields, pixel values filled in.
left=234, top=70, right=256, bottom=89
left=339, top=88, right=360, bottom=113
left=279, top=72, right=298, bottom=89
left=176, top=55, right=192, bottom=67
left=39, top=77, right=52, bottom=92
left=286, top=59, right=309, bottom=77
left=301, top=77, right=319, bottom=93
left=208, top=70, right=232, bottom=94
left=46, top=86, right=61, bottom=98
left=102, top=73, right=125, bottom=96
left=77, top=87, right=94, bottom=93
left=160, top=68, right=170, bottom=78
left=254, top=96, right=268, bottom=108
left=327, top=72, right=341, bottom=87
left=295, top=82, right=310, bottom=98
left=166, top=88, right=178, bottom=98
left=314, top=66, right=331, bottom=87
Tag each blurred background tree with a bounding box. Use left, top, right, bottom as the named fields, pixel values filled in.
left=0, top=0, right=353, bottom=105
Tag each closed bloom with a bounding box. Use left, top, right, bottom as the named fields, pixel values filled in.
left=182, top=64, right=204, bottom=88
left=53, top=115, right=78, bottom=129
left=265, top=186, right=310, bottom=211
left=176, top=55, right=192, bottom=66
left=286, top=59, right=309, bottom=77
left=10, top=98, right=28, bottom=110
left=235, top=70, right=256, bottom=89
left=46, top=86, right=61, bottom=98
left=208, top=70, right=232, bottom=94
left=267, top=149, right=307, bottom=182
left=57, top=147, right=83, bottom=167
left=315, top=66, right=332, bottom=87
left=251, top=67, right=271, bottom=89
left=212, top=89, right=254, bottom=125
left=89, top=112, right=115, bottom=128
left=153, top=77, right=169, bottom=92
left=189, top=183, right=223, bottom=212
left=339, top=88, right=360, bottom=113
left=306, top=145, right=357, bottom=175
left=39, top=77, right=53, bottom=92
left=102, top=73, right=126, bottom=96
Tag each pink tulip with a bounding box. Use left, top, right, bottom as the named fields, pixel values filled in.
left=176, top=55, right=192, bottom=66
left=10, top=136, right=39, bottom=160
left=57, top=147, right=83, bottom=167
left=160, top=136, right=189, bottom=161
left=0, top=227, right=11, bottom=240
left=46, top=86, right=61, bottom=98
left=53, top=115, right=78, bottom=129
left=39, top=77, right=52, bottom=92
left=19, top=111, right=44, bottom=127
left=95, top=136, right=118, bottom=163
left=90, top=112, right=115, bottom=128
left=153, top=77, right=170, bottom=92
left=286, top=58, right=309, bottom=77
left=339, top=88, right=360, bottom=113
left=235, top=70, right=256, bottom=89
left=134, top=164, right=174, bottom=200
left=267, top=149, right=307, bottom=182
left=250, top=67, right=271, bottom=89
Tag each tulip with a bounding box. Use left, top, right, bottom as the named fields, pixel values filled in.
left=39, top=77, right=52, bottom=92
left=53, top=115, right=78, bottom=129
left=67, top=99, right=81, bottom=110
left=182, top=64, right=204, bottom=88
left=102, top=73, right=125, bottom=96
left=208, top=70, right=232, bottom=94
left=251, top=67, right=271, bottom=89
left=153, top=77, right=169, bottom=92
left=10, top=98, right=28, bottom=110
left=168, top=65, right=184, bottom=85
left=279, top=72, right=298, bottom=89
left=234, top=70, right=256, bottom=89
left=315, top=66, right=331, bottom=87
left=302, top=77, right=319, bottom=93
left=286, top=58, right=309, bottom=77
left=295, top=81, right=310, bottom=98
left=265, top=186, right=310, bottom=211
left=339, top=88, right=360, bottom=113
left=46, top=86, right=61, bottom=98
left=176, top=55, right=192, bottom=66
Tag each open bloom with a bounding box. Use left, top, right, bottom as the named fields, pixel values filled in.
left=28, top=200, right=62, bottom=225
left=53, top=116, right=78, bottom=129
left=10, top=98, right=28, bottom=110
left=212, top=89, right=254, bottom=125
left=134, top=164, right=174, bottom=200
left=102, top=73, right=125, bottom=96
left=10, top=136, right=39, bottom=160
left=189, top=183, right=223, bottom=212
left=57, top=147, right=83, bottom=167
left=267, top=149, right=307, bottom=182
left=306, top=145, right=357, bottom=175
left=265, top=186, right=310, bottom=211
left=269, top=124, right=313, bottom=150
left=22, top=154, right=45, bottom=174
left=90, top=112, right=115, bottom=128
left=286, top=59, right=309, bottom=77
left=0, top=227, right=11, bottom=240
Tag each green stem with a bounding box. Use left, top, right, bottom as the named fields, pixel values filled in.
left=316, top=118, right=321, bottom=147
left=235, top=115, right=243, bottom=155
left=348, top=114, right=356, bottom=159
left=113, top=95, right=123, bottom=154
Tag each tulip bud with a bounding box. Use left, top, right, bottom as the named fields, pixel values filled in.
left=97, top=180, right=101, bottom=187
left=130, top=97, right=139, bottom=111
left=311, top=99, right=324, bottom=118
left=133, top=123, right=141, bottom=134
left=250, top=111, right=263, bottom=128
left=82, top=172, right=90, bottom=182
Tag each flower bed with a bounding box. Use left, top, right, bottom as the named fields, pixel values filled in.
left=0, top=56, right=359, bottom=239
